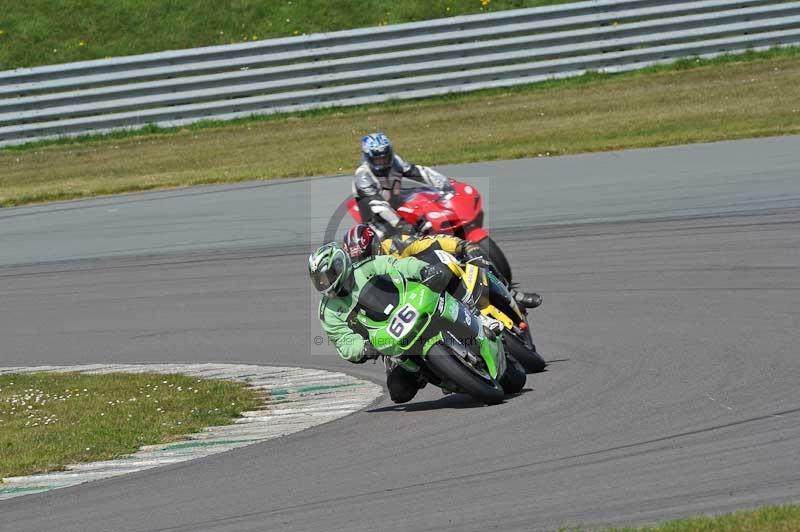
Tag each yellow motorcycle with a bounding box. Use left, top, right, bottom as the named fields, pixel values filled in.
left=431, top=250, right=546, bottom=373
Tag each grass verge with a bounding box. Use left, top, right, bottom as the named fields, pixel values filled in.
left=586, top=504, right=800, bottom=531
left=0, top=0, right=570, bottom=71
left=0, top=372, right=261, bottom=479
left=1, top=48, right=799, bottom=207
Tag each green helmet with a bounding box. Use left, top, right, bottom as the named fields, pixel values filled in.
left=308, top=242, right=353, bottom=296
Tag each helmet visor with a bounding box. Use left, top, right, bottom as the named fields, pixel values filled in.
left=370, top=153, right=392, bottom=169
left=311, top=254, right=346, bottom=294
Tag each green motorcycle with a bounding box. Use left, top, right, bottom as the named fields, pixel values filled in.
left=355, top=271, right=526, bottom=405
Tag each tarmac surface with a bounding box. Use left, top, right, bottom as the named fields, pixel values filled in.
left=1, top=136, right=799, bottom=531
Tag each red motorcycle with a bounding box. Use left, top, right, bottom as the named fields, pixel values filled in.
left=346, top=178, right=513, bottom=281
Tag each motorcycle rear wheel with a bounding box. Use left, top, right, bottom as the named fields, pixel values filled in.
left=477, top=236, right=513, bottom=283
left=426, top=344, right=505, bottom=405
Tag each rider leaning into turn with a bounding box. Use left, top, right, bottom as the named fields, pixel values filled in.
left=310, top=242, right=456, bottom=404
left=343, top=224, right=542, bottom=310
left=353, top=132, right=452, bottom=234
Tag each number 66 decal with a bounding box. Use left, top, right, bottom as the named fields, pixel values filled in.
left=388, top=304, right=419, bottom=339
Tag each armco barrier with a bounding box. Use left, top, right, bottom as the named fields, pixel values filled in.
left=1, top=0, right=798, bottom=147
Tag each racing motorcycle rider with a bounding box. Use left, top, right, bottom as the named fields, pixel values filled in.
left=354, top=132, right=453, bottom=236
left=309, top=242, right=501, bottom=404
left=343, top=224, right=542, bottom=309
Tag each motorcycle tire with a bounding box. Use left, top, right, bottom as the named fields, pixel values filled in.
left=498, top=354, right=526, bottom=395
left=477, top=236, right=513, bottom=283
left=426, top=344, right=505, bottom=405
left=503, top=330, right=546, bottom=373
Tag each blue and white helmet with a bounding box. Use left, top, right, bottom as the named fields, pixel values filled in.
left=361, top=132, right=393, bottom=173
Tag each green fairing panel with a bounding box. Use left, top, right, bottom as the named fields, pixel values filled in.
left=422, top=332, right=444, bottom=356
left=397, top=358, right=420, bottom=372
left=479, top=336, right=501, bottom=379
left=353, top=260, right=506, bottom=381
left=438, top=292, right=462, bottom=323
left=359, top=277, right=439, bottom=357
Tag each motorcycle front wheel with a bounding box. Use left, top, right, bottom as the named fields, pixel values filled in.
left=499, top=354, right=526, bottom=394
left=503, top=330, right=546, bottom=373
left=426, top=344, right=505, bottom=405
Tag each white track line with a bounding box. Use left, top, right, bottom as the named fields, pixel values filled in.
left=0, top=363, right=382, bottom=500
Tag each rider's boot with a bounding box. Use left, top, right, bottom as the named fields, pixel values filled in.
left=512, top=290, right=542, bottom=309
left=385, top=360, right=425, bottom=404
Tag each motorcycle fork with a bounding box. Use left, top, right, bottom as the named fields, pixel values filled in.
left=430, top=299, right=504, bottom=381
left=454, top=266, right=520, bottom=335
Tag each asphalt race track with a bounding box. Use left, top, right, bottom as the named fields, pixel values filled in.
left=1, top=137, right=799, bottom=531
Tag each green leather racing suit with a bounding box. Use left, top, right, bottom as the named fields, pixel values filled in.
left=318, top=254, right=429, bottom=363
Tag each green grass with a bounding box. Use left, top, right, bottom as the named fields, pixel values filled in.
left=582, top=504, right=800, bottom=531
left=7, top=46, right=796, bottom=154
left=0, top=372, right=262, bottom=479
left=1, top=47, right=799, bottom=208
left=0, top=0, right=571, bottom=71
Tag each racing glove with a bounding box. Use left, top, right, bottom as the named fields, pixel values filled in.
left=465, top=255, right=494, bottom=271
left=352, top=344, right=380, bottom=364
left=459, top=241, right=485, bottom=261
left=460, top=242, right=502, bottom=280
left=394, top=219, right=416, bottom=236
left=420, top=262, right=454, bottom=294
left=417, top=216, right=435, bottom=234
